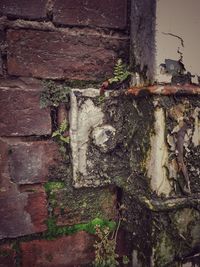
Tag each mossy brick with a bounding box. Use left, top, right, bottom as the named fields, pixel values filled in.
left=20, top=231, right=94, bottom=267
left=0, top=0, right=47, bottom=20
left=46, top=185, right=117, bottom=226
left=0, top=81, right=51, bottom=136
left=53, top=0, right=127, bottom=30
left=7, top=29, right=129, bottom=81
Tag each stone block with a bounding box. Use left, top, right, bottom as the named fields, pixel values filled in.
left=8, top=141, right=61, bottom=184
left=0, top=244, right=16, bottom=267
left=0, top=0, right=47, bottom=19
left=7, top=29, right=129, bottom=80
left=69, top=88, right=132, bottom=188
left=20, top=231, right=94, bottom=267
left=0, top=82, right=51, bottom=136
left=53, top=0, right=127, bottom=29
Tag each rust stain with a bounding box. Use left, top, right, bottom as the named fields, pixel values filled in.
left=126, top=84, right=200, bottom=96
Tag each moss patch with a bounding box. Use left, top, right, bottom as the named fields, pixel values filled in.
left=44, top=217, right=116, bottom=240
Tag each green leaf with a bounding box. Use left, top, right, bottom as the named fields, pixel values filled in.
left=52, top=131, right=60, bottom=137
left=60, top=136, right=70, bottom=143
left=60, top=119, right=67, bottom=133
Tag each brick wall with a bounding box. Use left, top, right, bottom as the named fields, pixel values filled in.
left=0, top=1, right=129, bottom=266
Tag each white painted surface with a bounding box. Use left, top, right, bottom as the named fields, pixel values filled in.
left=92, top=125, right=116, bottom=153
left=70, top=88, right=104, bottom=187
left=147, top=107, right=171, bottom=196
left=156, top=0, right=200, bottom=83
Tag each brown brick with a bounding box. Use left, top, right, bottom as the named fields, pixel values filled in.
left=8, top=141, right=61, bottom=184
left=0, top=140, right=48, bottom=239
left=53, top=0, right=127, bottom=29
left=7, top=29, right=129, bottom=80
left=0, top=244, right=16, bottom=267
left=50, top=187, right=117, bottom=226
left=0, top=55, right=3, bottom=76
left=0, top=186, right=48, bottom=239
left=0, top=84, right=51, bottom=136
left=0, top=0, right=47, bottom=20
left=21, top=231, right=94, bottom=267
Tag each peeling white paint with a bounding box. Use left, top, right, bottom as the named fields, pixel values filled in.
left=70, top=88, right=104, bottom=187
left=156, top=0, right=200, bottom=83
left=192, top=107, right=200, bottom=147
left=147, top=108, right=171, bottom=196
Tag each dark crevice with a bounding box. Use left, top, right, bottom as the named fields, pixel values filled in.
left=51, top=106, right=58, bottom=132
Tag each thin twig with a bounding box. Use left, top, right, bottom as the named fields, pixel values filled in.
left=162, top=32, right=184, bottom=47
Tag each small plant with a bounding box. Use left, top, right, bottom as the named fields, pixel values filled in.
left=52, top=119, right=69, bottom=157
left=93, top=224, right=119, bottom=267
left=52, top=119, right=69, bottom=144
left=108, top=59, right=131, bottom=84
left=40, top=80, right=70, bottom=108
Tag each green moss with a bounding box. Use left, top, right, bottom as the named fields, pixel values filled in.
left=44, top=181, right=65, bottom=194
left=44, top=217, right=116, bottom=240
left=40, top=80, right=70, bottom=108
left=155, top=232, right=175, bottom=267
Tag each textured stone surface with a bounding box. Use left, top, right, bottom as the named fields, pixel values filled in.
left=20, top=231, right=94, bottom=267
left=8, top=141, right=61, bottom=184
left=0, top=86, right=51, bottom=136
left=0, top=0, right=47, bottom=19
left=7, top=29, right=129, bottom=80
left=130, top=0, right=156, bottom=82
left=53, top=0, right=127, bottom=29
left=0, top=244, right=16, bottom=267
left=0, top=140, right=48, bottom=239
left=70, top=88, right=104, bottom=187
left=48, top=186, right=117, bottom=226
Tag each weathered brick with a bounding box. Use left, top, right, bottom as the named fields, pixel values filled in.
left=0, top=140, right=48, bottom=239
left=0, top=0, right=47, bottom=20
left=0, top=81, right=51, bottom=136
left=0, top=54, right=3, bottom=76
left=53, top=0, right=127, bottom=29
left=0, top=185, right=48, bottom=239
left=21, top=231, right=94, bottom=267
left=0, top=244, right=16, bottom=267
left=7, top=29, right=129, bottom=80
left=8, top=141, right=61, bottom=184
left=50, top=186, right=117, bottom=226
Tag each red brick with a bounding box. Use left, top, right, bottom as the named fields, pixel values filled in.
left=7, top=29, right=129, bottom=80
left=52, top=187, right=117, bottom=226
left=0, top=84, right=51, bottom=136
left=8, top=141, right=61, bottom=184
left=21, top=231, right=94, bottom=267
left=0, top=139, right=48, bottom=239
left=53, top=0, right=127, bottom=29
left=0, top=186, right=48, bottom=239
left=0, top=244, right=16, bottom=267
left=0, top=0, right=47, bottom=20
left=0, top=55, right=3, bottom=76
